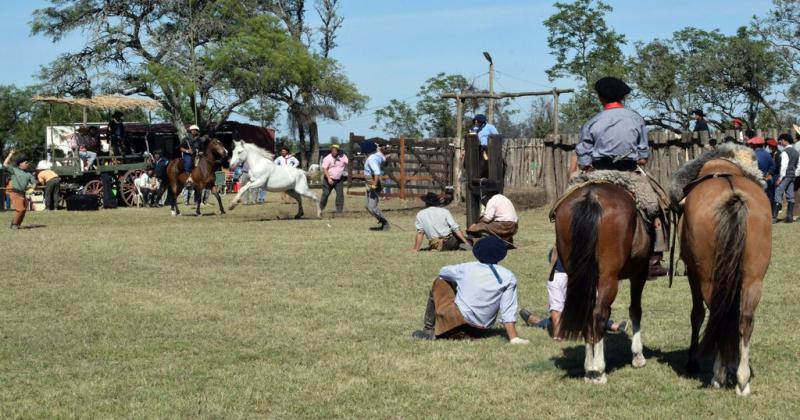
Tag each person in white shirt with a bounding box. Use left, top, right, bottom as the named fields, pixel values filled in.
left=134, top=170, right=154, bottom=206
left=411, top=192, right=470, bottom=252
left=411, top=236, right=528, bottom=344
left=466, top=179, right=519, bottom=245
left=274, top=146, right=300, bottom=168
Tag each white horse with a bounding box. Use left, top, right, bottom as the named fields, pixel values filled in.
left=228, top=140, right=320, bottom=218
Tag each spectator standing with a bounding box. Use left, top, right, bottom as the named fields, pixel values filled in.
left=275, top=146, right=300, bottom=167
left=134, top=170, right=153, bottom=206
left=411, top=192, right=470, bottom=252
left=362, top=141, right=389, bottom=231
left=746, top=137, right=777, bottom=205
left=108, top=111, right=126, bottom=156
left=773, top=133, right=799, bottom=223
left=692, top=109, right=709, bottom=133
left=36, top=161, right=61, bottom=211
left=319, top=144, right=349, bottom=213
left=2, top=150, right=36, bottom=229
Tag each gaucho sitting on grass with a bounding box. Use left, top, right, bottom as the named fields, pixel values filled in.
left=411, top=236, right=528, bottom=344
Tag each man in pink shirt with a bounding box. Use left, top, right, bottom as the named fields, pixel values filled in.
left=466, top=180, right=519, bottom=246
left=320, top=144, right=349, bottom=213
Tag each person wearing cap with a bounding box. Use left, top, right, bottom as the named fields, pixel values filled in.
left=362, top=141, right=389, bottom=231
left=180, top=124, right=203, bottom=176
left=411, top=192, right=470, bottom=252
left=411, top=236, right=528, bottom=343
left=746, top=136, right=777, bottom=202
left=692, top=109, right=709, bottom=132
left=773, top=133, right=799, bottom=223
left=2, top=149, right=36, bottom=229
left=108, top=111, right=126, bottom=156
left=320, top=144, right=349, bottom=213
left=71, top=126, right=98, bottom=168
left=466, top=179, right=518, bottom=245
left=470, top=114, right=499, bottom=147
left=275, top=146, right=300, bottom=168
left=577, top=76, right=668, bottom=277
left=36, top=161, right=61, bottom=211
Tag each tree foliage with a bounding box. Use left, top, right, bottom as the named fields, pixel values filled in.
left=543, top=0, right=628, bottom=130
left=371, top=99, right=422, bottom=138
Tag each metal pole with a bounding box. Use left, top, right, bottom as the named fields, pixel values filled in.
left=488, top=62, right=494, bottom=124
left=553, top=89, right=559, bottom=135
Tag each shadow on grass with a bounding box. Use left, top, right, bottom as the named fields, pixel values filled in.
left=647, top=346, right=718, bottom=388
left=550, top=332, right=634, bottom=379
left=18, top=224, right=47, bottom=229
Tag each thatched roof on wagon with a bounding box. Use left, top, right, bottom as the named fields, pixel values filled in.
left=32, top=95, right=162, bottom=110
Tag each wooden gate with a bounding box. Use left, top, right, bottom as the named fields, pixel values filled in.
left=346, top=133, right=454, bottom=198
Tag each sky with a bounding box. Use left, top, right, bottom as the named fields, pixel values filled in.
left=0, top=0, right=775, bottom=142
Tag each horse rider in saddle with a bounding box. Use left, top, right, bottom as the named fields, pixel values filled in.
left=180, top=124, right=205, bottom=185
left=575, top=76, right=669, bottom=278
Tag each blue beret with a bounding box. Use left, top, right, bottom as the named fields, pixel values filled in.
left=473, top=236, right=507, bottom=264
left=594, top=77, right=631, bottom=102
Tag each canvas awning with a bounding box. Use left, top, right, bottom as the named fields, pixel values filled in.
left=32, top=95, right=162, bottom=110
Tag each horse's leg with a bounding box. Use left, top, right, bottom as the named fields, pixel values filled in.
left=229, top=182, right=252, bottom=210
left=213, top=186, right=225, bottom=215
left=287, top=190, right=304, bottom=219
left=629, top=271, right=647, bottom=369
left=296, top=179, right=321, bottom=218
left=736, top=279, right=761, bottom=396
left=686, top=272, right=705, bottom=374
left=194, top=186, right=202, bottom=216
left=712, top=352, right=727, bottom=389
left=586, top=276, right=617, bottom=384
left=583, top=342, right=596, bottom=383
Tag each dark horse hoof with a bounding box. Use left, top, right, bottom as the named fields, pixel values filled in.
left=294, top=214, right=304, bottom=219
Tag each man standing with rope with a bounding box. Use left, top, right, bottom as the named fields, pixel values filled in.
left=362, top=141, right=389, bottom=231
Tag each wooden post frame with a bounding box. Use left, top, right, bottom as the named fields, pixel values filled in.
left=487, top=134, right=504, bottom=193
left=464, top=134, right=481, bottom=227
left=399, top=136, right=406, bottom=199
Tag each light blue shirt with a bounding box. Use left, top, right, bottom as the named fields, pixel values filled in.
left=438, top=261, right=518, bottom=328
left=363, top=152, right=385, bottom=177
left=576, top=107, right=649, bottom=166
left=471, top=123, right=499, bottom=146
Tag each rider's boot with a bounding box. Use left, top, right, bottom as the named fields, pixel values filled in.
left=785, top=202, right=795, bottom=223
left=648, top=253, right=668, bottom=278
left=773, top=202, right=781, bottom=224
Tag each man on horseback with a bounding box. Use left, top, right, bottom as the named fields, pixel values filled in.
left=576, top=76, right=668, bottom=277
left=179, top=125, right=203, bottom=183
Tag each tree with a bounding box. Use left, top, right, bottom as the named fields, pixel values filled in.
left=0, top=85, right=34, bottom=157
left=544, top=0, right=628, bottom=130
left=754, top=0, right=800, bottom=112
left=632, top=27, right=785, bottom=130
left=372, top=100, right=422, bottom=137
left=416, top=73, right=479, bottom=137
left=31, top=1, right=303, bottom=139
left=269, top=0, right=367, bottom=168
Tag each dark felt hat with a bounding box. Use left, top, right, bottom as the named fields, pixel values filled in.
left=480, top=179, right=500, bottom=193
left=692, top=109, right=705, bottom=117
left=360, top=141, right=377, bottom=154
left=594, top=77, right=631, bottom=102
left=15, top=154, right=30, bottom=165
left=473, top=236, right=508, bottom=264
left=421, top=192, right=441, bottom=207
left=473, top=114, right=487, bottom=123
left=112, top=110, right=124, bottom=118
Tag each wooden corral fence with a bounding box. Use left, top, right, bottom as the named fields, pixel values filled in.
left=346, top=133, right=454, bottom=198
left=501, top=129, right=790, bottom=203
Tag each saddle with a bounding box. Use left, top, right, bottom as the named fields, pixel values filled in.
left=549, top=169, right=671, bottom=225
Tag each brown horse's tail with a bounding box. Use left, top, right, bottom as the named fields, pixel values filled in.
left=698, top=190, right=747, bottom=365
left=558, top=188, right=602, bottom=341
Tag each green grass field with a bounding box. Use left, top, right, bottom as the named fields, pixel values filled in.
left=1, top=194, right=799, bottom=418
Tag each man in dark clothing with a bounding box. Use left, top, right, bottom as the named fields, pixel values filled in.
left=747, top=136, right=777, bottom=205
left=180, top=125, right=203, bottom=176
left=774, top=133, right=799, bottom=223
left=692, top=109, right=709, bottom=132
left=108, top=111, right=126, bottom=156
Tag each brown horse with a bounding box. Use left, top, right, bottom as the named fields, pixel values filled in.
left=553, top=183, right=653, bottom=384
left=165, top=138, right=228, bottom=217
left=678, top=158, right=770, bottom=396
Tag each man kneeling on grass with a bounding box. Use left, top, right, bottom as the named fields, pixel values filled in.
left=411, top=192, right=471, bottom=252
left=411, top=236, right=528, bottom=344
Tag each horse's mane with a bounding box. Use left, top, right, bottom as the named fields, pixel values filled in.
left=669, top=144, right=764, bottom=207
left=242, top=142, right=275, bottom=160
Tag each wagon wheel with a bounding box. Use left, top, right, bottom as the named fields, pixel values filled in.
left=84, top=180, right=104, bottom=207
left=119, top=169, right=144, bottom=207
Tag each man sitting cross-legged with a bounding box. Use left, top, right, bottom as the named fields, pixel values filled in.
left=411, top=192, right=471, bottom=252
left=411, top=236, right=528, bottom=344
left=466, top=179, right=519, bottom=246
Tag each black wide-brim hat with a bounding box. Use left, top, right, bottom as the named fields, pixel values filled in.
left=480, top=179, right=500, bottom=193
left=473, top=236, right=508, bottom=264
left=594, top=77, right=631, bottom=102
left=15, top=154, right=30, bottom=165
left=421, top=192, right=441, bottom=206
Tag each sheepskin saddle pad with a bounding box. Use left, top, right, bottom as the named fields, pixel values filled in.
left=669, top=144, right=765, bottom=208
left=550, top=170, right=662, bottom=222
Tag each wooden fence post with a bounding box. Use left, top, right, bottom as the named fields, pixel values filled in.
left=488, top=134, right=504, bottom=192
left=464, top=134, right=481, bottom=226
left=399, top=136, right=406, bottom=199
